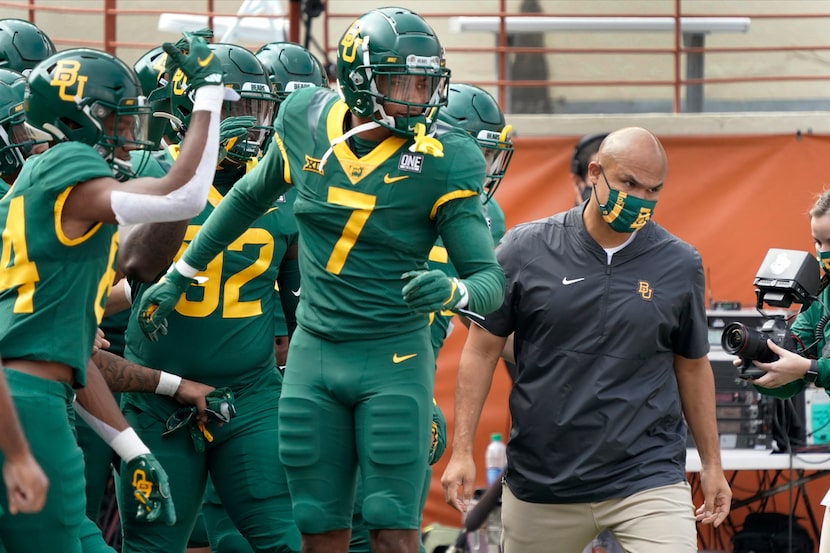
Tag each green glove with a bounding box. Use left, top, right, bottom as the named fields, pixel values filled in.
left=401, top=270, right=466, bottom=313
left=173, top=27, right=214, bottom=52
left=204, top=387, right=237, bottom=423
left=161, top=33, right=223, bottom=93
left=126, top=453, right=176, bottom=525
left=163, top=406, right=208, bottom=453
left=138, top=266, right=196, bottom=342
left=218, top=115, right=257, bottom=164
left=163, top=387, right=236, bottom=453
left=429, top=400, right=447, bottom=465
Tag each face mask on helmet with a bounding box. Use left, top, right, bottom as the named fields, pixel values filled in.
left=95, top=102, right=154, bottom=180
left=0, top=67, right=43, bottom=179
left=0, top=121, right=32, bottom=178
left=476, top=125, right=513, bottom=203
left=369, top=67, right=449, bottom=136
left=134, top=46, right=174, bottom=148
left=170, top=43, right=277, bottom=162
left=219, top=91, right=275, bottom=165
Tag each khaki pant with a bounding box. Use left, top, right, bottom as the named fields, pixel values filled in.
left=501, top=481, right=697, bottom=553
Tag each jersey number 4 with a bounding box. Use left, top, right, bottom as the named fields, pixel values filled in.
left=0, top=195, right=116, bottom=320
left=0, top=197, right=39, bottom=313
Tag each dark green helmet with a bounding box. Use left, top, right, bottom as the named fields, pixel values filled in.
left=335, top=7, right=450, bottom=137
left=256, top=41, right=327, bottom=117
left=439, top=84, right=513, bottom=201
left=169, top=42, right=277, bottom=163
left=133, top=46, right=174, bottom=148
left=0, top=19, right=55, bottom=74
left=25, top=48, right=155, bottom=179
left=0, top=68, right=31, bottom=178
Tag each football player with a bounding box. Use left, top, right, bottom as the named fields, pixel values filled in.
left=0, top=37, right=228, bottom=552
left=136, top=8, right=505, bottom=553
left=117, top=42, right=301, bottom=553
left=255, top=41, right=328, bottom=123
left=0, top=68, right=44, bottom=189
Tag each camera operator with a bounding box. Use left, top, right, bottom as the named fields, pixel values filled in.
left=745, top=189, right=830, bottom=553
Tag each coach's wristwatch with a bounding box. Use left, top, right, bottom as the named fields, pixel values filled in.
left=804, top=359, right=820, bottom=384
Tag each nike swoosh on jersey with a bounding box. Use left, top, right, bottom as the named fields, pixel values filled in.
left=562, top=277, right=585, bottom=285
left=383, top=174, right=408, bottom=184
left=392, top=353, right=417, bottom=363
left=291, top=288, right=301, bottom=297
left=197, top=53, right=215, bottom=67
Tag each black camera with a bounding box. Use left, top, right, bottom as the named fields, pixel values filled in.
left=721, top=317, right=797, bottom=379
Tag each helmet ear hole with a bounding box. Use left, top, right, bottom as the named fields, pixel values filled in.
left=61, top=117, right=80, bottom=131
left=349, top=70, right=365, bottom=87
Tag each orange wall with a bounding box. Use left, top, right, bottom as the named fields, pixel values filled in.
left=424, top=133, right=830, bottom=546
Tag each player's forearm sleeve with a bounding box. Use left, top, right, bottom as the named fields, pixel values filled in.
left=110, top=85, right=224, bottom=225
left=438, top=197, right=505, bottom=315
left=181, top=160, right=290, bottom=270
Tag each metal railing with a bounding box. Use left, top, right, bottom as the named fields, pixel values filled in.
left=2, top=0, right=830, bottom=114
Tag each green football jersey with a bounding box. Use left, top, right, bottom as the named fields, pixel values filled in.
left=125, top=183, right=297, bottom=388
left=0, top=142, right=117, bottom=385
left=276, top=87, right=486, bottom=340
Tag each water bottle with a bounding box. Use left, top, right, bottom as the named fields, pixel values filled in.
left=485, top=433, right=506, bottom=487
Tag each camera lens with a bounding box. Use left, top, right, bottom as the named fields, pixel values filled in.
left=722, top=324, right=748, bottom=353
left=720, top=321, right=777, bottom=363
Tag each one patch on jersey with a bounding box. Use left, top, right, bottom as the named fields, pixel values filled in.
left=398, top=152, right=424, bottom=173
left=303, top=155, right=323, bottom=175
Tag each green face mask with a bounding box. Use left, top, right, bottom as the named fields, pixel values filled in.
left=595, top=166, right=656, bottom=233
left=816, top=247, right=830, bottom=273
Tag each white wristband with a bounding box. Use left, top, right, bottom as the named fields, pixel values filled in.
left=454, top=278, right=469, bottom=309
left=155, top=371, right=182, bottom=397
left=174, top=258, right=199, bottom=279
left=109, top=427, right=151, bottom=463
left=192, top=85, right=226, bottom=115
